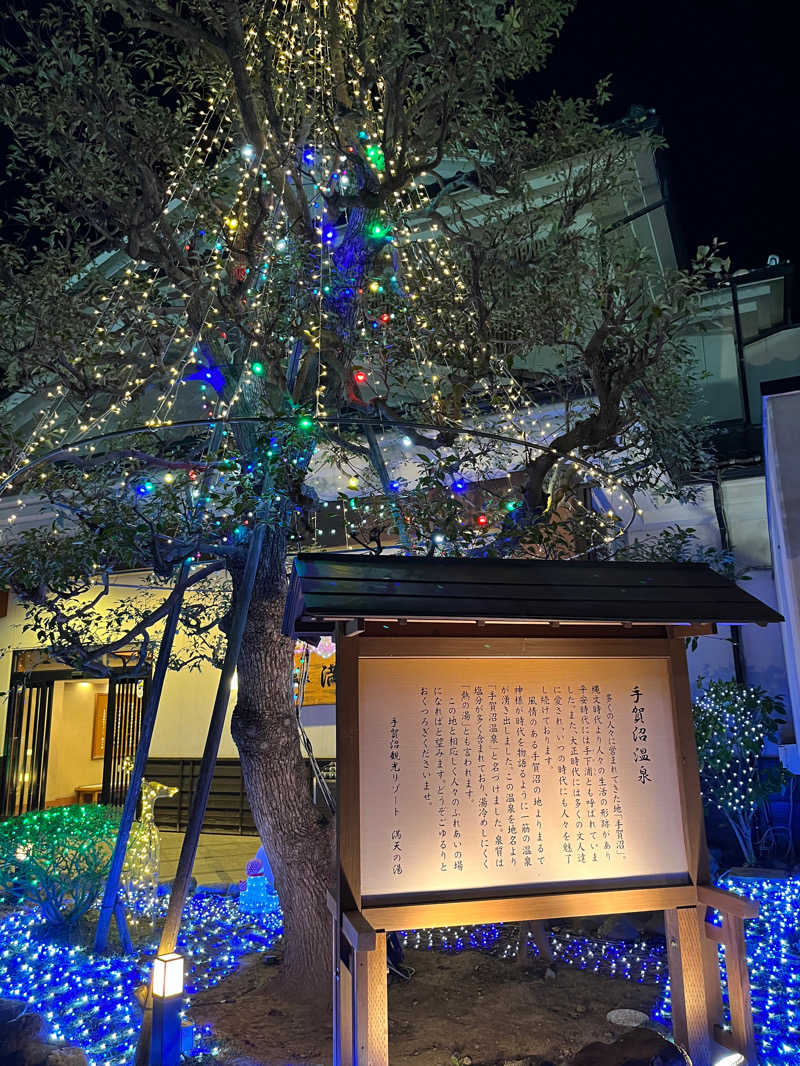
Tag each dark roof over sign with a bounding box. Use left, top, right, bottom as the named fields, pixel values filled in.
left=283, top=552, right=783, bottom=638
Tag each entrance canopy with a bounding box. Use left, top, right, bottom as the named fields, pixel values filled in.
left=283, top=552, right=782, bottom=639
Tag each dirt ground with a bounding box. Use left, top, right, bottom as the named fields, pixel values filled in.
left=192, top=946, right=661, bottom=1066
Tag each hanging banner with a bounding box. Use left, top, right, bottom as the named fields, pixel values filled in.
left=295, top=637, right=336, bottom=706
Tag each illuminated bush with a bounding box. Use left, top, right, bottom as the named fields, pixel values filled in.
left=0, top=804, right=120, bottom=929
left=693, top=679, right=788, bottom=865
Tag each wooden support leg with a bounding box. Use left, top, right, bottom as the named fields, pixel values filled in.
left=723, top=914, right=757, bottom=1065
left=328, top=892, right=342, bottom=1066
left=665, top=906, right=713, bottom=1066
left=353, top=932, right=388, bottom=1066
left=340, top=951, right=354, bottom=1066
left=698, top=907, right=723, bottom=1034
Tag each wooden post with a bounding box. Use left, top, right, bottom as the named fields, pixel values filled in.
left=134, top=524, right=265, bottom=1066
left=328, top=890, right=343, bottom=1066
left=665, top=906, right=713, bottom=1066
left=353, top=934, right=388, bottom=1066
left=340, top=950, right=354, bottom=1066
left=94, top=560, right=192, bottom=953
left=723, top=914, right=757, bottom=1064
left=698, top=906, right=724, bottom=1036
left=342, top=911, right=388, bottom=1066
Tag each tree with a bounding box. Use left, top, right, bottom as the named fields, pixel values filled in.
left=0, top=0, right=721, bottom=995
left=693, top=678, right=788, bottom=866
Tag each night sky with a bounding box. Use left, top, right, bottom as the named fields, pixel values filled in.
left=530, top=0, right=798, bottom=281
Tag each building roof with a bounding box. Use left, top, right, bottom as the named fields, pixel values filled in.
left=283, top=552, right=783, bottom=638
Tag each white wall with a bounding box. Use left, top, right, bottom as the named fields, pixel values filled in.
left=625, top=481, right=789, bottom=709
left=764, top=389, right=800, bottom=755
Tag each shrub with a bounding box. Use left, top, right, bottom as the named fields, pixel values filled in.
left=693, top=679, right=789, bottom=865
left=0, top=805, right=119, bottom=929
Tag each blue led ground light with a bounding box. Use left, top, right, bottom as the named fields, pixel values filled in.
left=0, top=891, right=282, bottom=1065
left=1, top=878, right=798, bottom=1063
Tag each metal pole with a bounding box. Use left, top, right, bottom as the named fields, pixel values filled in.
left=94, top=560, right=192, bottom=953
left=135, top=523, right=265, bottom=1066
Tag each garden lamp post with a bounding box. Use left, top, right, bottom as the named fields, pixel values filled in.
left=150, top=952, right=184, bottom=1066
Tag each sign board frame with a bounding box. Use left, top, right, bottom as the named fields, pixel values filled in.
left=331, top=623, right=758, bottom=1066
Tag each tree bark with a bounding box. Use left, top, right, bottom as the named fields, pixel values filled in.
left=230, top=534, right=335, bottom=1000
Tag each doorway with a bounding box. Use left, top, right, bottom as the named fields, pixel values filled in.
left=0, top=652, right=150, bottom=818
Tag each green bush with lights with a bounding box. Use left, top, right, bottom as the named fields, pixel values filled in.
left=0, top=804, right=120, bottom=930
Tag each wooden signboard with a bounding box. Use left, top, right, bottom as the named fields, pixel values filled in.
left=333, top=634, right=758, bottom=1066
left=283, top=554, right=774, bottom=1066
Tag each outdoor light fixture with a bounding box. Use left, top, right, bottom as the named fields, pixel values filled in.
left=150, top=952, right=184, bottom=1066
left=152, top=952, right=183, bottom=999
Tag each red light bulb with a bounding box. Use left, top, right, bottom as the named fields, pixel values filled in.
left=476, top=513, right=488, bottom=526
left=353, top=370, right=367, bottom=384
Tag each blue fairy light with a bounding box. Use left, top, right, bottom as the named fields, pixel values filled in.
left=0, top=891, right=281, bottom=1065
left=4, top=877, right=798, bottom=1063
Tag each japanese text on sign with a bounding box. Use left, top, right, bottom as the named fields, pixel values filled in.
left=359, top=656, right=688, bottom=898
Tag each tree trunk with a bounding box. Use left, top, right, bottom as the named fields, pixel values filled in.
left=726, top=810, right=756, bottom=867
left=230, top=534, right=335, bottom=1000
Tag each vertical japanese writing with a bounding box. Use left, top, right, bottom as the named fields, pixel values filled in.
left=502, top=685, right=517, bottom=868
left=434, top=686, right=447, bottom=871
left=461, top=687, right=474, bottom=801
left=448, top=694, right=463, bottom=872
left=593, top=685, right=611, bottom=862
left=607, top=690, right=626, bottom=856
left=553, top=684, right=571, bottom=865
left=420, top=686, right=431, bottom=805
left=369, top=665, right=674, bottom=893
left=526, top=689, right=540, bottom=866
left=489, top=683, right=503, bottom=868
left=475, top=685, right=489, bottom=870
left=389, top=715, right=402, bottom=876
left=515, top=685, right=530, bottom=869
left=631, top=685, right=652, bottom=784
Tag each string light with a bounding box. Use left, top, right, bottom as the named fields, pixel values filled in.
left=0, top=893, right=282, bottom=1065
